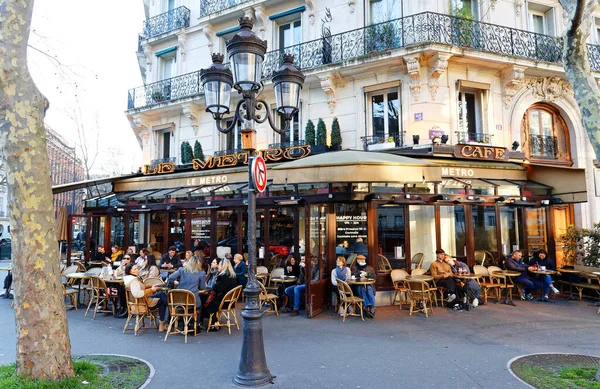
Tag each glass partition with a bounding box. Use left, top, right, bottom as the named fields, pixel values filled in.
left=472, top=206, right=498, bottom=257
left=128, top=213, right=147, bottom=252
left=110, top=216, right=125, bottom=249
left=149, top=212, right=165, bottom=254
left=90, top=216, right=105, bottom=253
left=191, top=210, right=211, bottom=252
left=269, top=207, right=295, bottom=258
left=440, top=205, right=466, bottom=259
left=525, top=207, right=547, bottom=259
left=336, top=203, right=368, bottom=260
left=168, top=210, right=186, bottom=252
left=439, top=179, right=467, bottom=195
left=409, top=205, right=435, bottom=270
left=377, top=204, right=405, bottom=269
left=70, top=216, right=88, bottom=260
left=499, top=206, right=520, bottom=258
left=467, top=179, right=496, bottom=196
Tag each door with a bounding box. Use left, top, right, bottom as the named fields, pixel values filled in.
left=306, top=204, right=329, bottom=317
left=551, top=205, right=573, bottom=268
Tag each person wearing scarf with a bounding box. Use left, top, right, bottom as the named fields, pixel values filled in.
left=331, top=256, right=352, bottom=315
left=351, top=255, right=377, bottom=318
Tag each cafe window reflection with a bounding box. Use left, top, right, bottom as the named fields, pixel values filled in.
left=377, top=204, right=405, bottom=269
left=472, top=206, right=497, bottom=257
left=440, top=205, right=466, bottom=259
left=499, top=206, right=520, bottom=259
left=409, top=205, right=435, bottom=270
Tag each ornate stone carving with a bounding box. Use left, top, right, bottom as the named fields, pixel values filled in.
left=490, top=0, right=498, bottom=10
left=404, top=55, right=422, bottom=101
left=142, top=44, right=153, bottom=73
left=201, top=25, right=215, bottom=54
left=501, top=65, right=526, bottom=108
left=177, top=31, right=187, bottom=62
left=319, top=72, right=344, bottom=113
left=253, top=6, right=267, bottom=39
left=428, top=53, right=452, bottom=100
left=348, top=0, right=355, bottom=13
left=514, top=0, right=523, bottom=16
left=524, top=76, right=573, bottom=102
left=305, top=0, right=315, bottom=25
left=132, top=114, right=150, bottom=146
left=182, top=104, right=199, bottom=136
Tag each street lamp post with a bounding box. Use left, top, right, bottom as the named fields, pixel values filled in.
left=200, top=17, right=305, bottom=387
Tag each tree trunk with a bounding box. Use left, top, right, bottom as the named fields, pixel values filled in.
left=0, top=0, right=74, bottom=380
left=560, top=0, right=600, bottom=161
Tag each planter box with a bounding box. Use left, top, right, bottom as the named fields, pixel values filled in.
left=367, top=142, right=396, bottom=151
left=328, top=145, right=341, bottom=152
left=310, top=145, right=327, bottom=154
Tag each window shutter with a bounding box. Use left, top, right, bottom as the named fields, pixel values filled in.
left=545, top=8, right=555, bottom=36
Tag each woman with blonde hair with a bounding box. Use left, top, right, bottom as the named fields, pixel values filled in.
left=201, top=258, right=238, bottom=329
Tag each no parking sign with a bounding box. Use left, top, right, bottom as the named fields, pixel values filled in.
left=252, top=156, right=267, bottom=193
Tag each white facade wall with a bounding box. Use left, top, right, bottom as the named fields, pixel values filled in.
left=128, top=0, right=600, bottom=227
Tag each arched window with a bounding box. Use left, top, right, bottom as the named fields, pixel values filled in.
left=521, top=104, right=571, bottom=165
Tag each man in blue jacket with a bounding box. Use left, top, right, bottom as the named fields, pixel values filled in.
left=505, top=249, right=542, bottom=300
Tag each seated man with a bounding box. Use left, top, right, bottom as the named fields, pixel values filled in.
left=505, top=249, right=542, bottom=301
left=429, top=249, right=459, bottom=308
left=529, top=249, right=559, bottom=301
left=350, top=255, right=377, bottom=318
left=285, top=256, right=320, bottom=317
left=445, top=255, right=481, bottom=308
left=1, top=270, right=12, bottom=299
left=159, top=246, right=182, bottom=278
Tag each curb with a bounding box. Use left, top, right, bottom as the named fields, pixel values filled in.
left=87, top=353, right=155, bottom=389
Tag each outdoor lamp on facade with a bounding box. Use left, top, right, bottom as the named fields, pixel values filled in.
left=200, top=17, right=305, bottom=388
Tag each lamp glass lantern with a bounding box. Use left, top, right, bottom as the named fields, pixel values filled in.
left=226, top=18, right=267, bottom=92
left=200, top=53, right=233, bottom=116
left=272, top=54, right=304, bottom=116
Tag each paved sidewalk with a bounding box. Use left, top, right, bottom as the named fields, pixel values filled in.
left=1, top=272, right=599, bottom=389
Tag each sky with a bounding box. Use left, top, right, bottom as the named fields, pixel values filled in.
left=29, top=0, right=146, bottom=177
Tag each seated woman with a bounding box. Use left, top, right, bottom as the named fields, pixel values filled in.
left=285, top=257, right=300, bottom=279
left=350, top=255, right=377, bottom=318
left=529, top=249, right=559, bottom=301
left=181, top=250, right=193, bottom=265
left=285, top=256, right=320, bottom=316
left=201, top=258, right=238, bottom=329
left=114, top=255, right=133, bottom=317
left=115, top=255, right=133, bottom=278
left=331, top=256, right=352, bottom=315
left=151, top=256, right=207, bottom=331
left=123, top=263, right=166, bottom=331
left=139, top=254, right=160, bottom=280
left=233, top=253, right=248, bottom=288
left=111, top=245, right=124, bottom=262
left=206, top=259, right=219, bottom=289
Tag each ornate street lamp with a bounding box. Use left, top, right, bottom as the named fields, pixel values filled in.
left=200, top=17, right=304, bottom=387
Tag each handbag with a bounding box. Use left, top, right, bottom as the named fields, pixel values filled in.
left=204, top=291, right=216, bottom=307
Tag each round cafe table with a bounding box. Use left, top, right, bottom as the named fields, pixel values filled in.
left=453, top=273, right=481, bottom=280
left=492, top=270, right=521, bottom=307
left=558, top=268, right=581, bottom=300
left=347, top=278, right=376, bottom=285
left=270, top=276, right=297, bottom=284
left=529, top=269, right=558, bottom=303
left=406, top=274, right=433, bottom=282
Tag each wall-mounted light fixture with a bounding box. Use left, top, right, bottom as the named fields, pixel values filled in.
left=511, top=141, right=520, bottom=151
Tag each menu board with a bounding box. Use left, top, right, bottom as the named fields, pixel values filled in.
left=191, top=218, right=211, bottom=241
left=336, top=215, right=367, bottom=241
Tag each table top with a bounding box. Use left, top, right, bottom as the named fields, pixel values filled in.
left=347, top=278, right=376, bottom=285
left=453, top=273, right=481, bottom=279
left=154, top=286, right=169, bottom=291
left=558, top=268, right=581, bottom=274
left=104, top=278, right=124, bottom=284
left=492, top=270, right=521, bottom=277
left=65, top=272, right=93, bottom=279
left=198, top=289, right=211, bottom=295
left=530, top=269, right=557, bottom=275
left=406, top=274, right=434, bottom=282
left=0, top=267, right=12, bottom=271
left=271, top=276, right=297, bottom=283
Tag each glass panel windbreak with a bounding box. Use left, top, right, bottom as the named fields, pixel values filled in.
left=440, top=205, right=467, bottom=260
left=310, top=204, right=329, bottom=270
left=71, top=217, right=87, bottom=258
left=488, top=180, right=521, bottom=196
left=499, top=206, right=520, bottom=259
left=336, top=203, right=368, bottom=259
left=168, top=210, right=186, bottom=252
left=215, top=210, right=239, bottom=256
left=439, top=178, right=467, bottom=194
left=472, top=206, right=498, bottom=257
left=467, top=179, right=496, bottom=196
left=268, top=208, right=295, bottom=257
left=377, top=204, right=405, bottom=270
left=111, top=216, right=125, bottom=249
left=298, top=183, right=329, bottom=195
left=128, top=213, right=147, bottom=252
left=522, top=181, right=551, bottom=196
left=372, top=182, right=405, bottom=193
left=91, top=216, right=105, bottom=252
left=525, top=207, right=547, bottom=259
left=149, top=212, right=165, bottom=254
left=409, top=205, right=435, bottom=270
left=191, top=210, right=211, bottom=251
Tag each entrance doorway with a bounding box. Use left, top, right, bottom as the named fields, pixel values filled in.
left=306, top=204, right=329, bottom=317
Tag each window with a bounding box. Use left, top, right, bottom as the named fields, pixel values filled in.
left=157, top=128, right=174, bottom=159
left=369, top=0, right=401, bottom=24
left=452, top=0, right=479, bottom=20
left=456, top=81, right=489, bottom=143
left=522, top=105, right=571, bottom=164
left=595, top=18, right=600, bottom=44
left=367, top=87, right=400, bottom=143
left=274, top=103, right=301, bottom=146
left=528, top=6, right=555, bottom=36
left=279, top=20, right=301, bottom=50
left=219, top=29, right=238, bottom=54
left=220, top=118, right=242, bottom=154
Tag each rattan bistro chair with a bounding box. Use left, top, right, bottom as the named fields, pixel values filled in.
left=473, top=265, right=500, bottom=303
left=378, top=254, right=392, bottom=273
left=62, top=284, right=79, bottom=310
left=488, top=265, right=514, bottom=300
left=207, top=285, right=243, bottom=335
left=390, top=269, right=409, bottom=307
left=337, top=280, right=364, bottom=322
left=265, top=268, right=284, bottom=294
left=123, top=289, right=158, bottom=336
left=406, top=280, right=433, bottom=317
left=85, top=277, right=117, bottom=319
left=164, top=289, right=198, bottom=343
left=411, top=252, right=425, bottom=270
left=258, top=281, right=279, bottom=316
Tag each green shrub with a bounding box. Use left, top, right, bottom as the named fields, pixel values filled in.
left=316, top=118, right=327, bottom=146
left=331, top=117, right=342, bottom=146
left=305, top=119, right=315, bottom=146
left=194, top=140, right=204, bottom=162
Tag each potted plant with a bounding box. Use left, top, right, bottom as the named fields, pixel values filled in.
left=152, top=90, right=164, bottom=103
left=194, top=140, right=205, bottom=162
left=367, top=136, right=396, bottom=151
left=305, top=119, right=316, bottom=147
left=310, top=118, right=328, bottom=154
left=329, top=117, right=342, bottom=151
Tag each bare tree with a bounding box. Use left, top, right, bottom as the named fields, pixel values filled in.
left=0, top=0, right=74, bottom=381
left=64, top=97, right=100, bottom=180
left=102, top=148, right=125, bottom=177
left=559, top=0, right=600, bottom=161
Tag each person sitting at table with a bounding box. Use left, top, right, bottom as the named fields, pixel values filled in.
left=331, top=256, right=351, bottom=298
left=201, top=258, right=238, bottom=330
left=110, top=245, right=123, bottom=262
left=445, top=255, right=481, bottom=308
left=336, top=241, right=348, bottom=256
left=139, top=254, right=160, bottom=280
left=123, top=263, right=165, bottom=331
left=94, top=246, right=109, bottom=262
left=159, top=246, right=182, bottom=278
left=529, top=249, right=559, bottom=300
left=135, top=248, right=148, bottom=267
left=430, top=249, right=460, bottom=308
left=115, top=254, right=133, bottom=278
left=349, top=255, right=377, bottom=317
left=284, top=256, right=300, bottom=278
left=152, top=255, right=207, bottom=331
left=506, top=249, right=543, bottom=301
left=286, top=256, right=320, bottom=317
left=206, top=259, right=219, bottom=289
left=182, top=250, right=193, bottom=265
left=233, top=253, right=248, bottom=288
left=125, top=247, right=138, bottom=262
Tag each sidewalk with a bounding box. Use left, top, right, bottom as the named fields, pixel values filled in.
left=1, top=273, right=599, bottom=389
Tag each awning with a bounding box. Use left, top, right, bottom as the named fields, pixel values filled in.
left=525, top=163, right=588, bottom=203
left=422, top=157, right=528, bottom=180
left=271, top=150, right=441, bottom=184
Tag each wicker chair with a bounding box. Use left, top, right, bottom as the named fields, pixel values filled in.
left=123, top=289, right=158, bottom=336
left=337, top=280, right=364, bottom=322
left=143, top=277, right=165, bottom=288
left=265, top=268, right=284, bottom=294
left=164, top=289, right=198, bottom=343
left=207, top=285, right=243, bottom=335
left=258, top=281, right=279, bottom=316
left=411, top=253, right=425, bottom=270
left=378, top=254, right=392, bottom=273
left=406, top=279, right=433, bottom=317
left=390, top=269, right=409, bottom=306
left=257, top=266, right=269, bottom=275
left=62, top=284, right=78, bottom=310
left=474, top=251, right=486, bottom=266
left=484, top=251, right=495, bottom=267
left=84, top=277, right=117, bottom=319
left=473, top=265, right=500, bottom=303
left=269, top=254, right=282, bottom=271
left=74, top=261, right=87, bottom=272
left=488, top=265, right=514, bottom=300
left=410, top=269, right=440, bottom=306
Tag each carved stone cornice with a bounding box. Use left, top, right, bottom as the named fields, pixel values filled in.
left=131, top=114, right=150, bottom=146
left=182, top=104, right=200, bottom=136
left=319, top=72, right=344, bottom=113
left=514, top=0, right=523, bottom=17
left=305, top=0, right=315, bottom=25
left=177, top=31, right=187, bottom=62
left=200, top=24, right=215, bottom=54
left=404, top=54, right=422, bottom=101
left=428, top=53, right=452, bottom=100
left=501, top=65, right=526, bottom=108
left=253, top=6, right=267, bottom=39
left=142, top=44, right=153, bottom=72
left=524, top=76, right=573, bottom=102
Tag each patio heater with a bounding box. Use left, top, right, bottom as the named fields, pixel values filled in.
left=200, top=17, right=305, bottom=387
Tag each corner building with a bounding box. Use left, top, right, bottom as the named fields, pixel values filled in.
left=80, top=0, right=600, bottom=312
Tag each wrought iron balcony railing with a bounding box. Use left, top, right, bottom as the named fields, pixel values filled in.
left=268, top=140, right=307, bottom=149
left=128, top=11, right=600, bottom=110
left=455, top=132, right=493, bottom=144
left=137, top=35, right=143, bottom=52
left=361, top=133, right=403, bottom=150
left=141, top=6, right=190, bottom=40
left=149, top=157, right=176, bottom=167
left=530, top=134, right=558, bottom=157
left=214, top=148, right=245, bottom=157
left=200, top=0, right=251, bottom=17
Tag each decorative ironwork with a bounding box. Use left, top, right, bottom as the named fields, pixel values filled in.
left=361, top=133, right=403, bottom=150
left=200, top=0, right=251, bottom=17
left=128, top=11, right=600, bottom=110
left=268, top=140, right=307, bottom=149
left=149, top=157, right=176, bottom=168
left=455, top=132, right=493, bottom=144
left=530, top=134, right=557, bottom=157
left=321, top=8, right=333, bottom=65
left=213, top=148, right=245, bottom=156
left=137, top=35, right=143, bottom=52
left=142, top=6, right=190, bottom=40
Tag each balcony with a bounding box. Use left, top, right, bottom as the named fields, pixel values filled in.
left=455, top=132, right=493, bottom=144
left=214, top=148, right=245, bottom=157
left=200, top=0, right=251, bottom=18
left=128, top=11, right=600, bottom=110
left=267, top=140, right=307, bottom=149
left=361, top=134, right=403, bottom=151
left=530, top=134, right=558, bottom=158
left=141, top=6, right=190, bottom=40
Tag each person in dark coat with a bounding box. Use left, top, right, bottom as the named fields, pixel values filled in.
left=159, top=246, right=182, bottom=277
left=233, top=253, right=247, bottom=288
left=202, top=258, right=238, bottom=329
